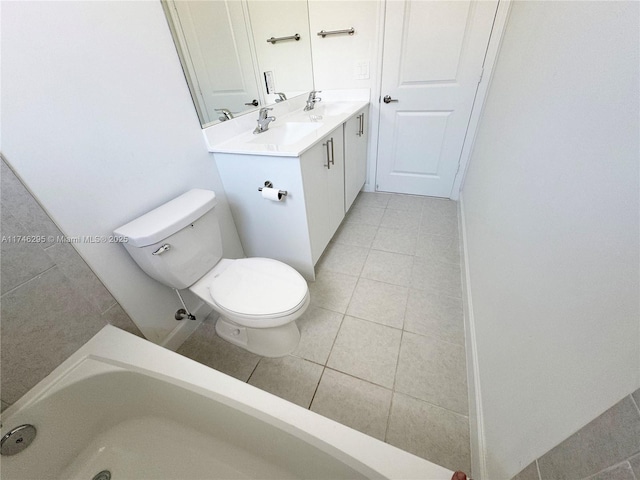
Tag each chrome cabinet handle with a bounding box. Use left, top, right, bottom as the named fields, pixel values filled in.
left=323, top=137, right=335, bottom=168
left=323, top=139, right=331, bottom=169
left=329, top=137, right=335, bottom=166
left=383, top=95, right=398, bottom=104
left=245, top=99, right=259, bottom=106
left=357, top=113, right=364, bottom=136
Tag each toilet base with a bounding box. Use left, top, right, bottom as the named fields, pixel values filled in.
left=215, top=317, right=300, bottom=357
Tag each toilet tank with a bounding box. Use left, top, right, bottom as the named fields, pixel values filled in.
left=114, top=189, right=223, bottom=289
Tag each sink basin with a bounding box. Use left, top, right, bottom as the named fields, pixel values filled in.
left=307, top=103, right=353, bottom=117
left=250, top=122, right=323, bottom=146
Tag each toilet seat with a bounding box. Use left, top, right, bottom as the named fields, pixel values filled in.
left=207, top=258, right=309, bottom=328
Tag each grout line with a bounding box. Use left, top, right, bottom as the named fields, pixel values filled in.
left=323, top=366, right=394, bottom=393
left=245, top=357, right=262, bottom=384
left=535, top=459, right=542, bottom=480
left=323, top=313, right=346, bottom=368
left=0, top=264, right=57, bottom=298
left=307, top=366, right=326, bottom=410
left=384, top=327, right=406, bottom=442
left=630, top=392, right=640, bottom=417
left=393, top=389, right=471, bottom=420
left=630, top=459, right=639, bottom=480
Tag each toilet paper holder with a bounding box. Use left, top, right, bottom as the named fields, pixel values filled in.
left=258, top=181, right=287, bottom=197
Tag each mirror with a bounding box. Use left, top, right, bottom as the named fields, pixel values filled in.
left=162, top=0, right=314, bottom=128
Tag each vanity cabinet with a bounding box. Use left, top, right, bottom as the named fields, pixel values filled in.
left=344, top=107, right=368, bottom=211
left=212, top=102, right=368, bottom=281
left=301, top=128, right=345, bottom=265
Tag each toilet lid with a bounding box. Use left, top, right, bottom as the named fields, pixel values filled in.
left=209, top=258, right=308, bottom=317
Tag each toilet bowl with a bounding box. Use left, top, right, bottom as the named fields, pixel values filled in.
left=191, top=257, right=310, bottom=356
left=114, top=189, right=309, bottom=357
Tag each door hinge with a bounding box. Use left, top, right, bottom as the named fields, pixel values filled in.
left=477, top=67, right=485, bottom=84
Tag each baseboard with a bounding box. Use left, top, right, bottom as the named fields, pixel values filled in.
left=458, top=194, right=488, bottom=480
left=159, top=301, right=212, bottom=351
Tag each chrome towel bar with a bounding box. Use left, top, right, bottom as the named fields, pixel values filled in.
left=267, top=34, right=300, bottom=44
left=317, top=28, right=355, bottom=38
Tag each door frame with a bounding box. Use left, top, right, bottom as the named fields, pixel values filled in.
left=366, top=0, right=513, bottom=201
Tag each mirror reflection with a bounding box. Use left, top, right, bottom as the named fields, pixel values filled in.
left=162, top=0, right=314, bottom=128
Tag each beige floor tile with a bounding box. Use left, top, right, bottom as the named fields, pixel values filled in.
left=387, top=392, right=471, bottom=473
left=346, top=278, right=408, bottom=329
left=410, top=256, right=462, bottom=298
left=404, top=290, right=464, bottom=346
left=395, top=331, right=468, bottom=415
left=327, top=316, right=401, bottom=388
left=420, top=212, right=459, bottom=238
left=248, top=356, right=324, bottom=408
left=415, top=232, right=460, bottom=264
left=344, top=205, right=385, bottom=226
left=354, top=192, right=391, bottom=209
left=176, top=319, right=261, bottom=382
left=311, top=368, right=392, bottom=440
left=293, top=306, right=343, bottom=364
left=361, top=250, right=413, bottom=287
left=331, top=222, right=378, bottom=248
left=308, top=270, right=358, bottom=313
left=423, top=197, right=458, bottom=218
left=387, top=194, right=426, bottom=212
left=316, top=242, right=369, bottom=276
left=380, top=209, right=421, bottom=231
left=372, top=227, right=417, bottom=255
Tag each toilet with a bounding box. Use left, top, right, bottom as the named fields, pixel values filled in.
left=113, top=189, right=309, bottom=357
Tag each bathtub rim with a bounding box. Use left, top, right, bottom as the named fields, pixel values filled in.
left=1, top=325, right=453, bottom=480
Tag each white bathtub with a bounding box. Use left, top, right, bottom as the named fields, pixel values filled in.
left=0, top=326, right=453, bottom=479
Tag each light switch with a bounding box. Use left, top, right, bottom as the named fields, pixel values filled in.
left=264, top=71, right=276, bottom=94
left=354, top=61, right=370, bottom=80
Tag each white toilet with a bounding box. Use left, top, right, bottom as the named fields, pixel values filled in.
left=114, top=189, right=309, bottom=357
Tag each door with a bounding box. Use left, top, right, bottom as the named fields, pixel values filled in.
left=344, top=108, right=368, bottom=211
left=376, top=0, right=498, bottom=197
left=301, top=128, right=345, bottom=265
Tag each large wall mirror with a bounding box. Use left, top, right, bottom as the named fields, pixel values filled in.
left=162, top=0, right=314, bottom=128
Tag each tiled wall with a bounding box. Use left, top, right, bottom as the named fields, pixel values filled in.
left=512, top=389, right=640, bottom=480
left=0, top=157, right=143, bottom=408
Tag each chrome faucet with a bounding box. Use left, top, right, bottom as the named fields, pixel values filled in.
left=304, top=90, right=322, bottom=111
left=254, top=107, right=276, bottom=134
left=275, top=92, right=287, bottom=103
left=215, top=108, right=234, bottom=122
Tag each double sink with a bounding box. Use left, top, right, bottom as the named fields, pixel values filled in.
left=213, top=100, right=368, bottom=157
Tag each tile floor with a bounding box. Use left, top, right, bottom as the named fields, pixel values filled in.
left=176, top=191, right=470, bottom=472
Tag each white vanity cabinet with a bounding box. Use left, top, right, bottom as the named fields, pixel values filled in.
left=211, top=100, right=369, bottom=281
left=301, top=127, right=345, bottom=265
left=344, top=106, right=368, bottom=211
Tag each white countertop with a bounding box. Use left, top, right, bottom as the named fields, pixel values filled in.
left=202, top=90, right=370, bottom=158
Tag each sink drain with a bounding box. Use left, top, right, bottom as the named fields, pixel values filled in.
left=92, top=470, right=111, bottom=480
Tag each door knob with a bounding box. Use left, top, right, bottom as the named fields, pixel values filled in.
left=383, top=95, right=398, bottom=104
left=245, top=99, right=259, bottom=106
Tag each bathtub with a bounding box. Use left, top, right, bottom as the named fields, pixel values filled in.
left=0, top=325, right=453, bottom=479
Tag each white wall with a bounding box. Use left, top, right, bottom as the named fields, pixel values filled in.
left=460, top=1, right=640, bottom=478
left=308, top=0, right=383, bottom=191
left=1, top=1, right=244, bottom=344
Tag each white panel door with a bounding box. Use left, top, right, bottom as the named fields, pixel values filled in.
left=170, top=0, right=261, bottom=123
left=376, top=0, right=498, bottom=197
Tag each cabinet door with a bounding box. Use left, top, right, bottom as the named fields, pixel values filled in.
left=344, top=108, right=368, bottom=211
left=301, top=128, right=345, bottom=265
left=327, top=128, right=345, bottom=234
